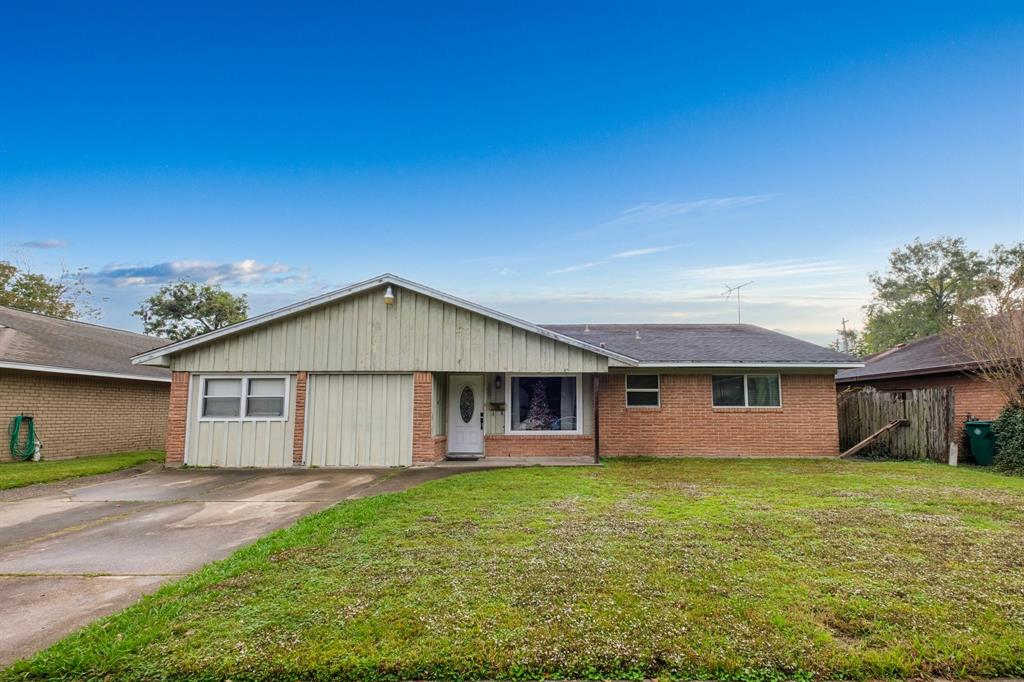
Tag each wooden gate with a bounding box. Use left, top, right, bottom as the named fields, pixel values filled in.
left=838, top=387, right=955, bottom=461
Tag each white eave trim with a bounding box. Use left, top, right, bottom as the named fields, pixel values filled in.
left=132, top=273, right=639, bottom=367
left=0, top=360, right=172, bottom=383
left=635, top=362, right=865, bottom=369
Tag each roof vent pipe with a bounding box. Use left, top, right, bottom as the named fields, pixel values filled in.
left=635, top=330, right=641, bottom=340
left=584, top=323, right=590, bottom=332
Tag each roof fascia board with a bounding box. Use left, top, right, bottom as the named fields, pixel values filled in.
left=0, top=361, right=171, bottom=383
left=637, top=362, right=864, bottom=369
left=132, top=274, right=638, bottom=367
left=836, top=363, right=980, bottom=383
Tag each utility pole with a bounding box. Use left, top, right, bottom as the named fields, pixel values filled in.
left=840, top=317, right=850, bottom=352
left=722, top=281, right=753, bottom=323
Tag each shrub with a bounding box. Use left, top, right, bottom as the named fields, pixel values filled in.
left=992, top=403, right=1024, bottom=474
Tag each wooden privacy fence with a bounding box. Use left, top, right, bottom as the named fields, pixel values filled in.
left=838, top=387, right=955, bottom=462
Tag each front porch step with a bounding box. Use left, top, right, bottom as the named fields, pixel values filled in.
left=445, top=453, right=484, bottom=461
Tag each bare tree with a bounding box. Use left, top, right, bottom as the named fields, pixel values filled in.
left=947, top=310, right=1024, bottom=408
left=945, top=245, right=1024, bottom=408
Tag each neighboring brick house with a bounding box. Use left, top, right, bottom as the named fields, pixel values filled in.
left=835, top=331, right=1009, bottom=429
left=132, top=274, right=861, bottom=468
left=0, top=306, right=170, bottom=460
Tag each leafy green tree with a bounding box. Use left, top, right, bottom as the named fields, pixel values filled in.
left=861, top=237, right=1003, bottom=353
left=828, top=326, right=867, bottom=358
left=134, top=280, right=248, bottom=340
left=0, top=261, right=98, bottom=319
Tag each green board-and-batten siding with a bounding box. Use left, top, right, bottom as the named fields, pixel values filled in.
left=169, top=286, right=610, bottom=374
left=185, top=376, right=297, bottom=467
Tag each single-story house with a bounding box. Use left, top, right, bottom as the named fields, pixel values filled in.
left=1, top=306, right=170, bottom=460
left=836, top=331, right=1009, bottom=427
left=132, top=274, right=861, bottom=467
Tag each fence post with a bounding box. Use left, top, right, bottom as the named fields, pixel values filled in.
left=948, top=442, right=958, bottom=466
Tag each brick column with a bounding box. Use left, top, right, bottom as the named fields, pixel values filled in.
left=412, top=371, right=440, bottom=464
left=292, top=371, right=308, bottom=465
left=165, top=371, right=190, bottom=466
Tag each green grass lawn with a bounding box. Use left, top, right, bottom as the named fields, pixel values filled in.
left=0, top=450, right=164, bottom=490
left=5, top=458, right=1023, bottom=681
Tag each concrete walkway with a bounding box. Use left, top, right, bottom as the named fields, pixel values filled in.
left=0, top=466, right=455, bottom=666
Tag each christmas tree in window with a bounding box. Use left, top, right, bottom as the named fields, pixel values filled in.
left=522, top=380, right=556, bottom=430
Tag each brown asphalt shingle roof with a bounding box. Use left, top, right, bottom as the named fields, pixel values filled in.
left=542, top=324, right=859, bottom=365
left=0, top=306, right=170, bottom=381
left=835, top=332, right=974, bottom=383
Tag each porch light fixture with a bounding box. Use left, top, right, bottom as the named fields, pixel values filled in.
left=383, top=286, right=395, bottom=305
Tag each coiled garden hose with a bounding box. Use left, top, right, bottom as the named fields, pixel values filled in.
left=9, top=415, right=39, bottom=461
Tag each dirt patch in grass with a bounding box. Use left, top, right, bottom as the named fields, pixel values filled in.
left=4, top=458, right=1024, bottom=681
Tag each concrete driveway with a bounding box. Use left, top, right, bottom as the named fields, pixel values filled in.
left=0, top=466, right=452, bottom=667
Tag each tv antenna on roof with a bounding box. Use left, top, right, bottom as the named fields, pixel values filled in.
left=722, top=281, right=753, bottom=323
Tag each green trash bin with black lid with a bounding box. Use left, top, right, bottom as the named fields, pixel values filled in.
left=965, top=420, right=996, bottom=465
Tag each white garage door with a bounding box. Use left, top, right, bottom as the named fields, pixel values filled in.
left=305, top=374, right=413, bottom=467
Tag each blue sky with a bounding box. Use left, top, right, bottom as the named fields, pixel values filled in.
left=2, top=1, right=1022, bottom=344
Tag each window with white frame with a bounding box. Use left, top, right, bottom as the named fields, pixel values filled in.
left=509, top=376, right=578, bottom=432
left=625, top=374, right=660, bottom=407
left=711, top=374, right=781, bottom=408
left=201, top=376, right=288, bottom=420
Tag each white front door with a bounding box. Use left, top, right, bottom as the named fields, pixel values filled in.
left=448, top=375, right=484, bottom=455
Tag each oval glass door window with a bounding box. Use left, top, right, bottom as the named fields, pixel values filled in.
left=459, top=386, right=474, bottom=423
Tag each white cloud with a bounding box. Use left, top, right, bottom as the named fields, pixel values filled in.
left=682, top=259, right=853, bottom=283
left=611, top=245, right=680, bottom=259
left=602, top=194, right=776, bottom=227
left=550, top=261, right=607, bottom=274
left=18, top=239, right=68, bottom=249
left=90, top=259, right=304, bottom=288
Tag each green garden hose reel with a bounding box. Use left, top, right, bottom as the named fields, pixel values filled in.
left=9, top=415, right=41, bottom=461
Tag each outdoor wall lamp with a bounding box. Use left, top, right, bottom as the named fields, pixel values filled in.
left=383, top=285, right=395, bottom=305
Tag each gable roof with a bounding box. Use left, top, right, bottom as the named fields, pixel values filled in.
left=836, top=332, right=972, bottom=382
left=133, top=274, right=639, bottom=367
left=544, top=324, right=862, bottom=368
left=0, top=306, right=171, bottom=382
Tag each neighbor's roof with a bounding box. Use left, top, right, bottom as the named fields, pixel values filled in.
left=133, top=274, right=640, bottom=367
left=544, top=324, right=861, bottom=368
left=836, top=332, right=974, bottom=383
left=0, top=306, right=171, bottom=382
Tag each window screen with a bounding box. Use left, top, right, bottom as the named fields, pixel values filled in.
left=711, top=375, right=745, bottom=407
left=712, top=375, right=781, bottom=407
left=203, top=378, right=242, bottom=418
left=626, top=374, right=660, bottom=407
left=246, top=378, right=286, bottom=417
left=745, top=375, right=781, bottom=407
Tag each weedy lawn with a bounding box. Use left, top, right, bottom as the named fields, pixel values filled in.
left=4, top=458, right=1023, bottom=681
left=0, top=450, right=164, bottom=490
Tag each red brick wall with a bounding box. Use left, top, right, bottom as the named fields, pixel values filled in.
left=165, top=371, right=189, bottom=465
left=292, top=371, right=308, bottom=465
left=0, top=369, right=169, bottom=460
left=839, top=372, right=1007, bottom=428
left=485, top=434, right=594, bottom=457
left=412, top=371, right=443, bottom=464
left=597, top=373, right=839, bottom=457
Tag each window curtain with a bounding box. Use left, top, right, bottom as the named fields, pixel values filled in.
left=746, top=376, right=780, bottom=407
